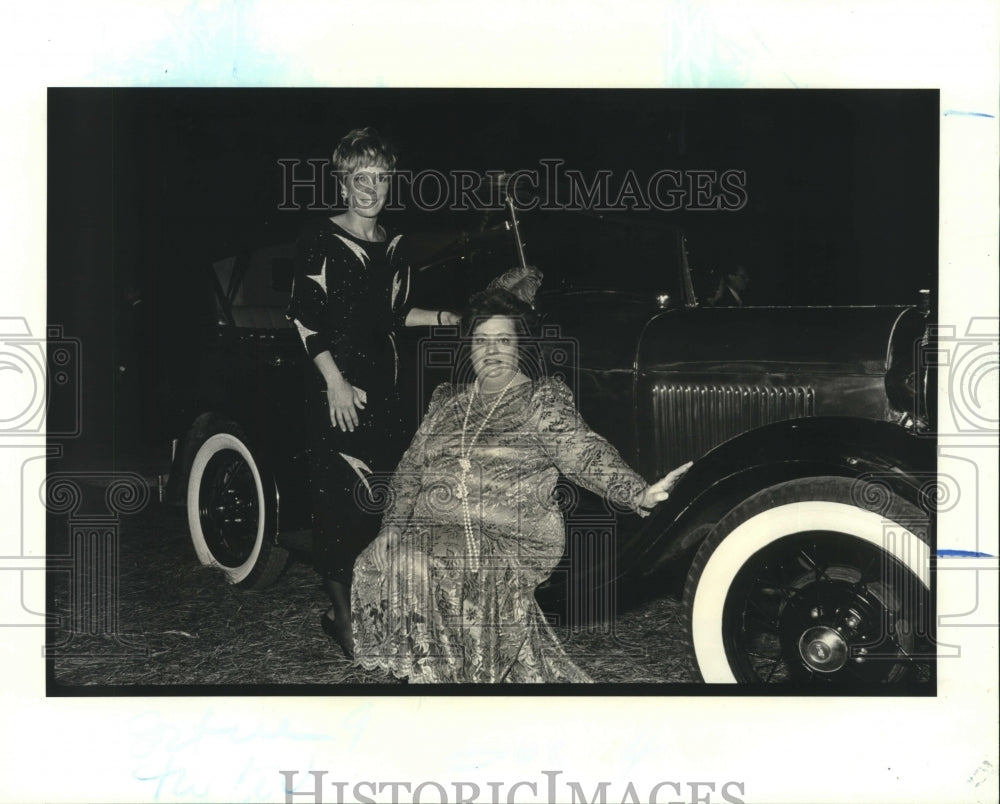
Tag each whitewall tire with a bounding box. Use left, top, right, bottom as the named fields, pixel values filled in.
left=186, top=427, right=289, bottom=588
left=683, top=476, right=932, bottom=686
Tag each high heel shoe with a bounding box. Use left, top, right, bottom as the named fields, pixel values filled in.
left=320, top=612, right=355, bottom=660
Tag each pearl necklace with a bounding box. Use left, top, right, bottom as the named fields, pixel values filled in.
left=456, top=374, right=518, bottom=570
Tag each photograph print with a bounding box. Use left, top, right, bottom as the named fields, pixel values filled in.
left=44, top=87, right=939, bottom=693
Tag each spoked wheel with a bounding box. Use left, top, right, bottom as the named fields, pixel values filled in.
left=722, top=530, right=930, bottom=684
left=186, top=427, right=289, bottom=588
left=684, top=476, right=933, bottom=686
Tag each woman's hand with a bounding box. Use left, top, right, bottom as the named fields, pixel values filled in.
left=639, top=460, right=694, bottom=510
left=326, top=376, right=367, bottom=432
left=438, top=310, right=462, bottom=326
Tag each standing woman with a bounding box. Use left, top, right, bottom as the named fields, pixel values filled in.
left=286, top=127, right=459, bottom=657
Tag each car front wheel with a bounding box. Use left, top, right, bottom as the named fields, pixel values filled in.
left=683, top=476, right=933, bottom=686
left=186, top=426, right=289, bottom=588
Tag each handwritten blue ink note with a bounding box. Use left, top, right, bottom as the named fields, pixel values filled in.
left=129, top=704, right=361, bottom=802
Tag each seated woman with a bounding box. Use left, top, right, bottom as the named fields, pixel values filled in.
left=351, top=284, right=690, bottom=683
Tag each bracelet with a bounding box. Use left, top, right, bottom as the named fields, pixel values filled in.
left=437, top=310, right=443, bottom=326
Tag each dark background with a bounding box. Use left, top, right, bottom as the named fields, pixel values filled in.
left=47, top=88, right=938, bottom=471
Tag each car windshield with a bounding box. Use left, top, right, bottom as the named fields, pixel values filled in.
left=412, top=208, right=688, bottom=306
left=519, top=210, right=686, bottom=298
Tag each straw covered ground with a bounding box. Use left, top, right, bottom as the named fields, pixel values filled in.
left=49, top=498, right=696, bottom=690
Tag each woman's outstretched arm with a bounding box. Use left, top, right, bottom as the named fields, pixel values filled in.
left=535, top=379, right=690, bottom=515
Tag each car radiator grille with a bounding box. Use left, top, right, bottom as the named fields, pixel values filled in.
left=651, top=384, right=816, bottom=473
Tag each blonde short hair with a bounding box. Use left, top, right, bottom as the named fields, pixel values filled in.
left=331, top=127, right=397, bottom=177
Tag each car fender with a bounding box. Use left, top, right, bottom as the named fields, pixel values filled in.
left=624, top=415, right=936, bottom=575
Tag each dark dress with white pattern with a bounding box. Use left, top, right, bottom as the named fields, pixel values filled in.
left=286, top=218, right=411, bottom=584
left=352, top=377, right=648, bottom=683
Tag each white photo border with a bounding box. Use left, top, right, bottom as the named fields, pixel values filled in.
left=2, top=2, right=997, bottom=803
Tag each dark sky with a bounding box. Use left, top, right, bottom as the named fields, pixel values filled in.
left=51, top=87, right=938, bottom=298
left=47, top=88, right=938, bottom=466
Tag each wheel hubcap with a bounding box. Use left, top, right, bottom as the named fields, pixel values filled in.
left=198, top=448, right=260, bottom=566
left=721, top=531, right=932, bottom=685
left=799, top=626, right=849, bottom=672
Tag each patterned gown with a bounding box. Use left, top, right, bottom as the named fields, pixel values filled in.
left=352, top=377, right=648, bottom=683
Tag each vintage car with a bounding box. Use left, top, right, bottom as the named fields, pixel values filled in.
left=165, top=203, right=936, bottom=687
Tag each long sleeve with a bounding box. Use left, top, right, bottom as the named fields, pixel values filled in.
left=386, top=233, right=412, bottom=331
left=533, top=379, right=648, bottom=514
left=380, top=382, right=451, bottom=530
left=286, top=224, right=352, bottom=361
